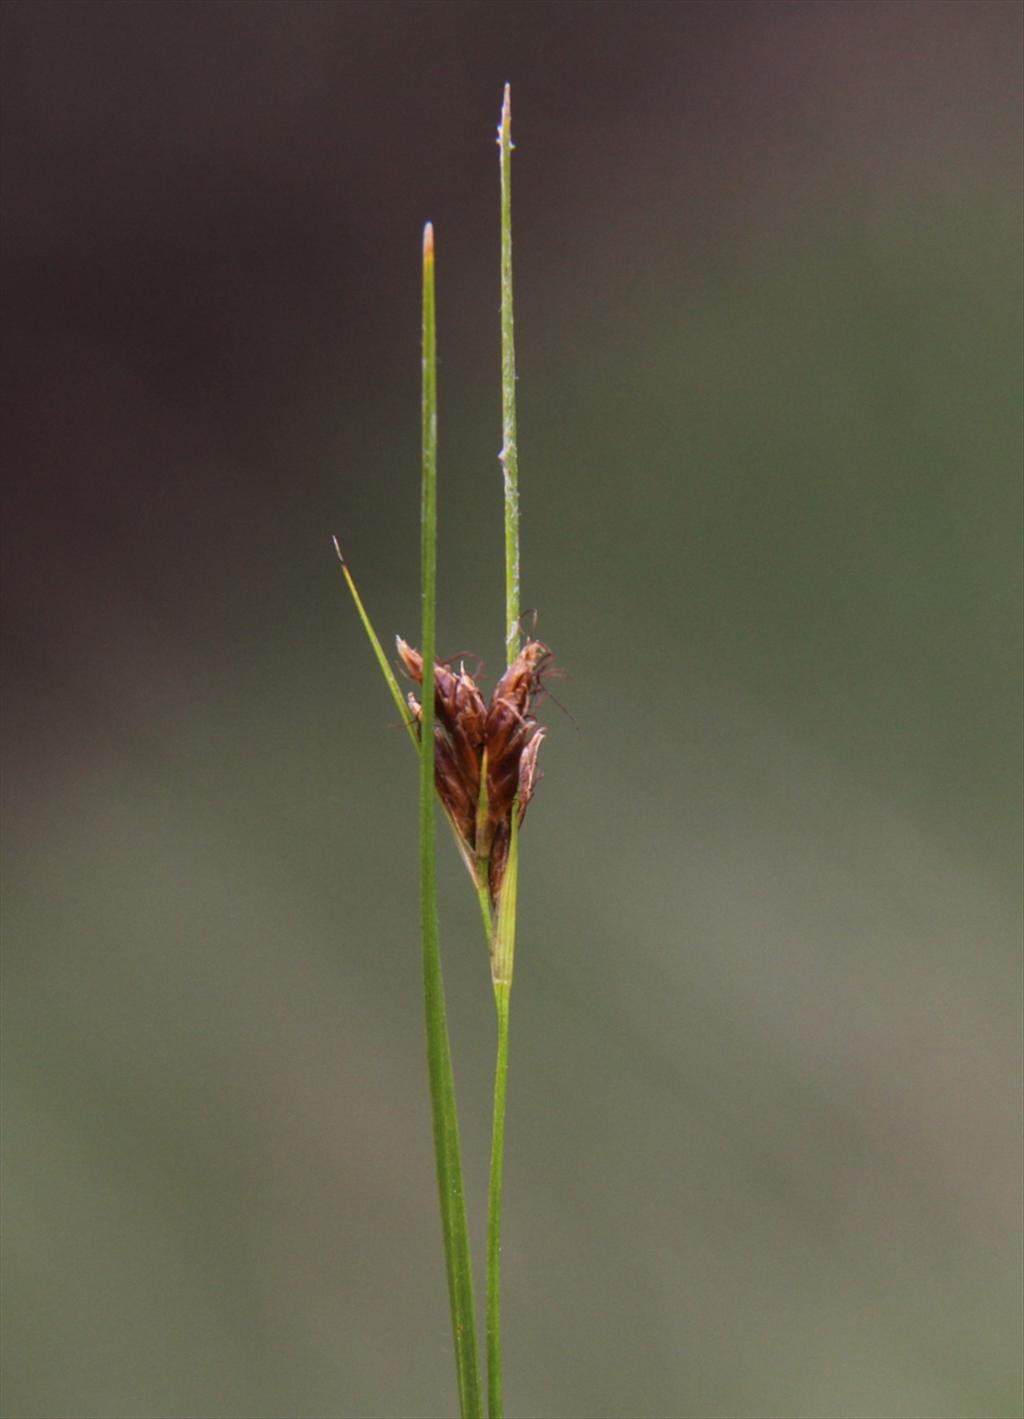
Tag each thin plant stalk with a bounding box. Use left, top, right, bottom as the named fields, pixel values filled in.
left=486, top=818, right=518, bottom=1418
left=499, top=83, right=520, bottom=671
left=487, top=83, right=520, bottom=1419
left=486, top=990, right=511, bottom=1417
left=419, top=222, right=483, bottom=1419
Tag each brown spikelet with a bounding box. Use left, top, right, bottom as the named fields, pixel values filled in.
left=397, top=636, right=552, bottom=903
left=516, top=727, right=545, bottom=823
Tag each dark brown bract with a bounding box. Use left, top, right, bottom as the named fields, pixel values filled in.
left=397, top=637, right=551, bottom=903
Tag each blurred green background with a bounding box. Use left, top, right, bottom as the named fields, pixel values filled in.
left=3, top=3, right=1021, bottom=1417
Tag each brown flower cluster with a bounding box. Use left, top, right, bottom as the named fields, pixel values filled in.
left=397, top=637, right=551, bottom=903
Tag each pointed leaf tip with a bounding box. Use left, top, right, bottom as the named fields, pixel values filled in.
left=423, top=222, right=434, bottom=259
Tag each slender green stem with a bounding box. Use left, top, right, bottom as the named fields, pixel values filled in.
left=499, top=82, right=520, bottom=668
left=486, top=819, right=519, bottom=1418
left=486, top=982, right=511, bottom=1419
left=419, top=222, right=482, bottom=1419
left=488, top=85, right=521, bottom=1419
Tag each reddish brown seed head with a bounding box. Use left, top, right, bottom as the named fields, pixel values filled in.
left=397, top=633, right=552, bottom=904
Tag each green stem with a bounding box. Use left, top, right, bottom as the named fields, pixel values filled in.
left=487, top=83, right=522, bottom=1419
left=486, top=982, right=511, bottom=1419
left=499, top=82, right=520, bottom=667
left=486, top=818, right=519, bottom=1417
left=419, top=222, right=482, bottom=1419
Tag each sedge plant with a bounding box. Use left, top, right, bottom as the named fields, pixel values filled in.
left=335, top=87, right=549, bottom=1418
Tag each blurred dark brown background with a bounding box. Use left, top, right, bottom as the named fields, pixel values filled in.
left=3, top=3, right=1021, bottom=1417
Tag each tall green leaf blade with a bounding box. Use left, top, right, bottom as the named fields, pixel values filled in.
left=419, top=222, right=483, bottom=1419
